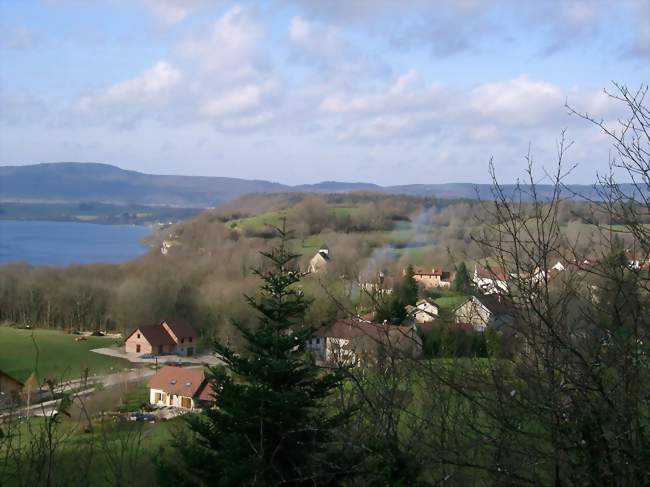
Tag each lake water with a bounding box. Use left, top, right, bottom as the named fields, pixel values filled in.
left=0, top=220, right=153, bottom=266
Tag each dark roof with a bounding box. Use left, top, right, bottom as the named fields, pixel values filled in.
left=161, top=318, right=198, bottom=339
left=416, top=298, right=439, bottom=310
left=148, top=366, right=215, bottom=400
left=314, top=320, right=414, bottom=341
left=475, top=294, right=513, bottom=315
left=127, top=324, right=176, bottom=347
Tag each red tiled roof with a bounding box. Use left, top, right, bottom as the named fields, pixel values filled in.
left=474, top=264, right=509, bottom=281
left=148, top=366, right=214, bottom=400
left=413, top=267, right=453, bottom=280
left=359, top=312, right=376, bottom=322
left=161, top=318, right=198, bottom=339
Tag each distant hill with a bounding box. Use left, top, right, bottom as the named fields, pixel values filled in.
left=0, top=162, right=625, bottom=207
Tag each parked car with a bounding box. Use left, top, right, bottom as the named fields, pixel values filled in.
left=128, top=412, right=155, bottom=422
left=140, top=353, right=156, bottom=359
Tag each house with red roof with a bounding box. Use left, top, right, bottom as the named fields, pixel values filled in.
left=147, top=366, right=214, bottom=410
left=306, top=319, right=422, bottom=366
left=124, top=319, right=198, bottom=356
left=411, top=267, right=454, bottom=288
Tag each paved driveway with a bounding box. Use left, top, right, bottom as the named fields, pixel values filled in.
left=91, top=347, right=222, bottom=365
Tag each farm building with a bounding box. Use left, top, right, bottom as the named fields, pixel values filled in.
left=125, top=319, right=198, bottom=356
left=412, top=267, right=454, bottom=288
left=306, top=319, right=422, bottom=366
left=453, top=294, right=513, bottom=332
left=0, top=369, right=23, bottom=406
left=148, top=366, right=214, bottom=411
left=308, top=247, right=330, bottom=274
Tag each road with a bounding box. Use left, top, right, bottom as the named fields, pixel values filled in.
left=0, top=368, right=155, bottom=421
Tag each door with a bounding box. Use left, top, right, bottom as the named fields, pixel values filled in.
left=158, top=345, right=163, bottom=354
left=136, top=344, right=141, bottom=353
left=187, top=347, right=194, bottom=356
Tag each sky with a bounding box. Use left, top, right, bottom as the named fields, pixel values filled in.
left=0, top=0, right=648, bottom=185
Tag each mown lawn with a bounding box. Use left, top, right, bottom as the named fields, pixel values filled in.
left=0, top=327, right=130, bottom=383
left=433, top=294, right=468, bottom=311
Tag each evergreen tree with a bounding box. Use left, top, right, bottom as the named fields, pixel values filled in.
left=399, top=265, right=419, bottom=305
left=452, top=262, right=471, bottom=293
left=160, top=223, right=349, bottom=486
left=375, top=294, right=408, bottom=324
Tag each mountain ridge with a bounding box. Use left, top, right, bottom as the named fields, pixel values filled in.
left=0, top=162, right=611, bottom=207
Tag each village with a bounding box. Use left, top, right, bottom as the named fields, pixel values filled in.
left=5, top=243, right=647, bottom=420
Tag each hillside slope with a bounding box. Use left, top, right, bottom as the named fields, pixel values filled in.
left=0, top=162, right=627, bottom=207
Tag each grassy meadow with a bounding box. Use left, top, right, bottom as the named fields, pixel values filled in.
left=0, top=327, right=129, bottom=383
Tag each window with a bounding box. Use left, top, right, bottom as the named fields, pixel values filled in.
left=316, top=338, right=321, bottom=344
left=189, top=337, right=192, bottom=343
left=181, top=338, right=185, bottom=344
left=137, top=333, right=140, bottom=338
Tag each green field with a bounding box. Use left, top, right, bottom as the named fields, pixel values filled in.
left=0, top=327, right=130, bottom=383
left=230, top=206, right=366, bottom=232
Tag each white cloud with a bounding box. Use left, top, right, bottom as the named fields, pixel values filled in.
left=139, top=0, right=218, bottom=24
left=469, top=76, right=564, bottom=127
left=178, top=5, right=263, bottom=76
left=76, top=61, right=181, bottom=113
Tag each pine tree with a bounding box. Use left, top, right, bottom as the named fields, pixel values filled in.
left=400, top=265, right=419, bottom=306
left=160, top=223, right=348, bottom=486
left=452, top=262, right=471, bottom=293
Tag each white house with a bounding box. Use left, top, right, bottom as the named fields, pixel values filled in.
left=406, top=299, right=439, bottom=323
left=473, top=264, right=509, bottom=295
left=308, top=247, right=330, bottom=274
left=147, top=366, right=214, bottom=411
left=453, top=294, right=513, bottom=332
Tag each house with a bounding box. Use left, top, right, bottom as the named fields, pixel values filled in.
left=453, top=294, right=513, bottom=332
left=360, top=271, right=394, bottom=295
left=473, top=264, right=509, bottom=294
left=308, top=247, right=330, bottom=274
left=147, top=366, right=214, bottom=411
left=406, top=299, right=439, bottom=323
left=125, top=319, right=198, bottom=356
left=0, top=370, right=23, bottom=406
left=412, top=267, right=454, bottom=288
left=306, top=319, right=422, bottom=366
left=625, top=249, right=650, bottom=269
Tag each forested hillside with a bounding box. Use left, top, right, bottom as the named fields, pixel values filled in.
left=0, top=191, right=642, bottom=341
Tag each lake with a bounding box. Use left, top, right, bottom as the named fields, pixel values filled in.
left=0, top=220, right=153, bottom=266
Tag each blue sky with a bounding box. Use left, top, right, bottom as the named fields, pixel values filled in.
left=1, top=0, right=648, bottom=185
